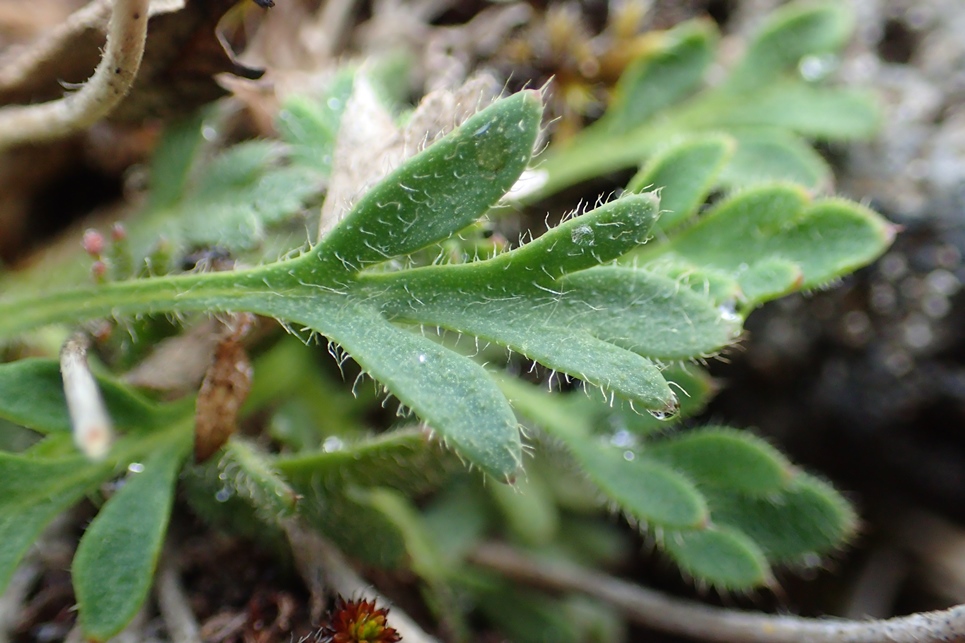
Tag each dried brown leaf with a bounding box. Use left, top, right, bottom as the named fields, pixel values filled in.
left=194, top=314, right=255, bottom=463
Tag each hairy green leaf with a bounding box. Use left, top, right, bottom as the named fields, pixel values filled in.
left=145, top=112, right=205, bottom=212
left=277, top=428, right=459, bottom=495
left=73, top=436, right=188, bottom=641
left=648, top=427, right=792, bottom=496
left=212, top=438, right=299, bottom=522
left=737, top=258, right=804, bottom=304
left=297, top=485, right=408, bottom=568
left=364, top=487, right=448, bottom=582
left=276, top=71, right=354, bottom=174
left=693, top=83, right=879, bottom=140
left=309, top=90, right=542, bottom=271
left=0, top=454, right=113, bottom=593
left=708, top=474, right=858, bottom=564
left=600, top=19, right=716, bottom=133
left=518, top=1, right=877, bottom=202
left=717, top=130, right=830, bottom=190
left=627, top=135, right=734, bottom=229
left=640, top=184, right=894, bottom=293
left=663, top=526, right=769, bottom=590
left=0, top=358, right=181, bottom=434
left=725, top=3, right=854, bottom=92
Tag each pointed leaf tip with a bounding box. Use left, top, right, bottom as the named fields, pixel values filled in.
left=310, top=91, right=542, bottom=274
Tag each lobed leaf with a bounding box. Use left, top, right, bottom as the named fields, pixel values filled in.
left=284, top=298, right=523, bottom=480
left=498, top=376, right=707, bottom=529
left=737, top=258, right=804, bottom=304
left=579, top=448, right=708, bottom=530
left=641, top=184, right=894, bottom=294
left=483, top=193, right=660, bottom=276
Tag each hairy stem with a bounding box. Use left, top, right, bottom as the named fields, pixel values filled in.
left=470, top=542, right=965, bottom=643
left=0, top=266, right=294, bottom=340
left=0, top=0, right=149, bottom=150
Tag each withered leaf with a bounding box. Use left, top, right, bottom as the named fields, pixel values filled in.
left=194, top=314, right=254, bottom=463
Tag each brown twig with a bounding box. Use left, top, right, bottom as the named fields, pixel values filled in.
left=469, top=541, right=965, bottom=643
left=0, top=0, right=149, bottom=150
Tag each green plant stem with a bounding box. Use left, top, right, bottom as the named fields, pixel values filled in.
left=470, top=542, right=965, bottom=643
left=0, top=264, right=295, bottom=341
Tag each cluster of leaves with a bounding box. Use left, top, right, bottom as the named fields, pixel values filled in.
left=0, top=3, right=891, bottom=641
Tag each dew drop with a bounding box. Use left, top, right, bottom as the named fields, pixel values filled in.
left=323, top=436, right=344, bottom=452
left=623, top=450, right=636, bottom=461
left=798, top=54, right=837, bottom=81
left=327, top=97, right=342, bottom=110
left=201, top=125, right=218, bottom=141
left=648, top=394, right=680, bottom=422
left=215, top=487, right=233, bottom=503
left=571, top=224, right=595, bottom=245
left=127, top=462, right=145, bottom=473
left=717, top=302, right=741, bottom=324
left=417, top=353, right=428, bottom=364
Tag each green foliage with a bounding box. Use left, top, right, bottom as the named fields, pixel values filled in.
left=521, top=2, right=877, bottom=202
left=501, top=378, right=858, bottom=590
left=73, top=437, right=187, bottom=641
left=0, top=2, right=891, bottom=637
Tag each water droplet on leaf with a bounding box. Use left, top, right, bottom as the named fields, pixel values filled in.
left=571, top=224, right=595, bottom=245
left=647, top=394, right=679, bottom=421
